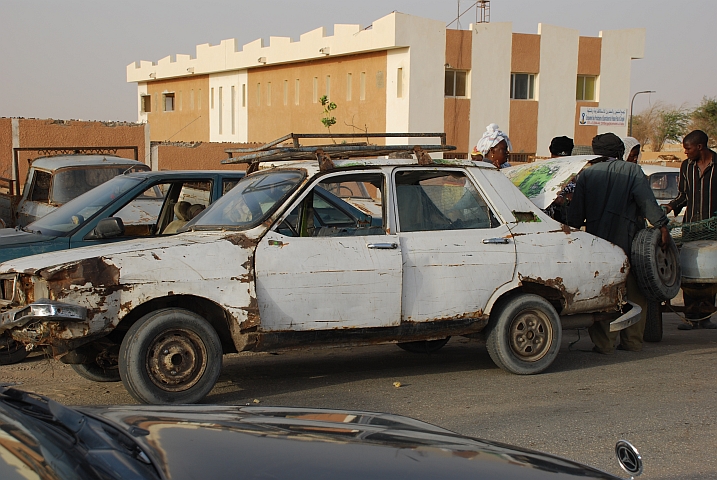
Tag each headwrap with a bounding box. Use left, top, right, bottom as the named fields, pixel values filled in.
left=621, top=136, right=641, bottom=162
left=549, top=136, right=574, bottom=157
left=592, top=133, right=625, bottom=160
left=475, top=123, right=512, bottom=156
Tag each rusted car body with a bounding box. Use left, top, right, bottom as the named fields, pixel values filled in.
left=0, top=138, right=640, bottom=404
left=0, top=155, right=149, bottom=228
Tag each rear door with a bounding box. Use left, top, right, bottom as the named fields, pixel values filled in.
left=255, top=171, right=403, bottom=331
left=393, top=168, right=516, bottom=322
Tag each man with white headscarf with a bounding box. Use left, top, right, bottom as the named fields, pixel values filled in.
left=621, top=137, right=641, bottom=163
left=474, top=123, right=512, bottom=168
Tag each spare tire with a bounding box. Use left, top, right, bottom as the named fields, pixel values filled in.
left=631, top=228, right=681, bottom=302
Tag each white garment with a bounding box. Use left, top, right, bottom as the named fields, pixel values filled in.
left=475, top=123, right=512, bottom=155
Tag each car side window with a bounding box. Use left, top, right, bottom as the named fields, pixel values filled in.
left=29, top=171, right=51, bottom=203
left=111, top=183, right=172, bottom=237
left=395, top=170, right=499, bottom=232
left=277, top=173, right=385, bottom=237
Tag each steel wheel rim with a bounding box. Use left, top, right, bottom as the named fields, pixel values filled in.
left=509, top=309, right=553, bottom=362
left=655, top=244, right=678, bottom=286
left=146, top=329, right=208, bottom=392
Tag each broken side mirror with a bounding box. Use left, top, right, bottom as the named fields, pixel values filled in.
left=86, top=217, right=125, bottom=240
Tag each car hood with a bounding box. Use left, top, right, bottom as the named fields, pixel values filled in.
left=503, top=156, right=599, bottom=209
left=0, top=227, right=57, bottom=246
left=0, top=231, right=218, bottom=274
left=77, top=405, right=619, bottom=480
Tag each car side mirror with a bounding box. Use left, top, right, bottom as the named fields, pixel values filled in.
left=86, top=217, right=125, bottom=240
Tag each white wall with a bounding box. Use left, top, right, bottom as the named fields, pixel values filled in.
left=597, top=29, right=646, bottom=136
left=209, top=70, right=248, bottom=142
left=535, top=24, right=580, bottom=157
left=469, top=22, right=512, bottom=151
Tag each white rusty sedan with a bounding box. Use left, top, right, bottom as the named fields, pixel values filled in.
left=0, top=136, right=639, bottom=404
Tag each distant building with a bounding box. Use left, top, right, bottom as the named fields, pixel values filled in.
left=127, top=12, right=645, bottom=158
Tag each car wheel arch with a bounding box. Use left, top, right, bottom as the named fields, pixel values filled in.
left=484, top=283, right=564, bottom=320
left=112, top=295, right=237, bottom=354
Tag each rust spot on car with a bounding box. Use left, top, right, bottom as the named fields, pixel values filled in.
left=239, top=296, right=260, bottom=329
left=223, top=233, right=258, bottom=249
left=37, top=258, right=124, bottom=300
left=594, top=271, right=599, bottom=278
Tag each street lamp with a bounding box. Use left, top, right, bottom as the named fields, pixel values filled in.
left=629, top=90, right=656, bottom=136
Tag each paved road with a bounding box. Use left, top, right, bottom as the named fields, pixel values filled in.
left=3, top=312, right=716, bottom=479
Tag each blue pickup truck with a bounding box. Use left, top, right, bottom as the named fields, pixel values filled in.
left=0, top=170, right=244, bottom=364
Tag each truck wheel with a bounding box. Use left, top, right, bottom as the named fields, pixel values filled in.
left=0, top=334, right=29, bottom=365
left=119, top=308, right=223, bottom=404
left=643, top=301, right=663, bottom=343
left=631, top=228, right=681, bottom=302
left=72, top=362, right=121, bottom=382
left=486, top=294, right=562, bottom=375
left=397, top=337, right=450, bottom=354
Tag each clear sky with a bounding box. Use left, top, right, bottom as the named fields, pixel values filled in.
left=1, top=0, right=715, bottom=122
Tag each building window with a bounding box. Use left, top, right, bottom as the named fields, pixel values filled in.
left=141, top=95, right=151, bottom=113
left=397, top=68, right=403, bottom=98
left=295, top=79, right=300, bottom=105
left=576, top=75, right=597, bottom=101
left=346, top=73, right=352, bottom=101
left=242, top=84, right=246, bottom=107
left=267, top=82, right=272, bottom=106
left=313, top=77, right=318, bottom=103
left=360, top=72, right=366, bottom=101
left=326, top=75, right=331, bottom=99
left=210, top=88, right=214, bottom=109
left=198, top=89, right=202, bottom=110
left=163, top=92, right=175, bottom=112
left=283, top=80, right=288, bottom=106
left=218, top=87, right=223, bottom=134
left=190, top=89, right=195, bottom=110
left=256, top=83, right=261, bottom=106
left=179, top=91, right=183, bottom=111
left=445, top=70, right=467, bottom=97
left=510, top=73, right=535, bottom=100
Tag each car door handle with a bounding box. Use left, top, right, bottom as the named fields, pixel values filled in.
left=367, top=242, right=398, bottom=249
left=482, top=238, right=510, bottom=244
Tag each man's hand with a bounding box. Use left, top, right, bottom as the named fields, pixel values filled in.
left=664, top=204, right=673, bottom=215
left=659, top=226, right=670, bottom=251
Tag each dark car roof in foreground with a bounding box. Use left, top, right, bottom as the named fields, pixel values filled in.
left=79, top=404, right=620, bottom=480
left=30, top=154, right=147, bottom=171
left=123, top=170, right=246, bottom=179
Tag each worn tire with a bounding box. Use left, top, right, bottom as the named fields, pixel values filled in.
left=486, top=294, right=562, bottom=375
left=119, top=308, right=223, bottom=405
left=72, top=362, right=121, bottom=382
left=631, top=228, right=681, bottom=302
left=643, top=300, right=663, bottom=343
left=0, top=334, right=29, bottom=365
left=397, top=337, right=450, bottom=354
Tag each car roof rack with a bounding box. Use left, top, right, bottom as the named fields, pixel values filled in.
left=222, top=133, right=456, bottom=172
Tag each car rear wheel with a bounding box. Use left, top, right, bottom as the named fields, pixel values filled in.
left=397, top=337, right=450, bottom=354
left=119, top=308, right=223, bottom=404
left=0, top=334, right=29, bottom=365
left=486, top=294, right=561, bottom=375
left=643, top=300, right=663, bottom=343
left=631, top=228, right=681, bottom=302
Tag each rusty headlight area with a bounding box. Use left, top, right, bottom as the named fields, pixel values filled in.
left=0, top=273, right=50, bottom=309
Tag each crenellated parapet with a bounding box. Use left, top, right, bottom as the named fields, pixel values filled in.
left=127, top=12, right=415, bottom=83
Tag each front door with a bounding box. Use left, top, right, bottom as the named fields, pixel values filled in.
left=255, top=172, right=402, bottom=331
left=393, top=168, right=517, bottom=322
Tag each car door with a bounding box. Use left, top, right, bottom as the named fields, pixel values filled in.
left=393, top=168, right=517, bottom=322
left=255, top=171, right=403, bottom=331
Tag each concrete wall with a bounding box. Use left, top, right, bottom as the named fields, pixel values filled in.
left=209, top=71, right=247, bottom=143
left=153, top=142, right=259, bottom=171
left=470, top=22, right=512, bottom=153
left=143, top=75, right=210, bottom=142
left=596, top=28, right=646, bottom=136
left=0, top=118, right=148, bottom=190
left=535, top=24, right=580, bottom=157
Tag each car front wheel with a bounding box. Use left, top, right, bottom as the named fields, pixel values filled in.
left=119, top=308, right=223, bottom=404
left=486, top=294, right=562, bottom=375
left=0, top=333, right=29, bottom=365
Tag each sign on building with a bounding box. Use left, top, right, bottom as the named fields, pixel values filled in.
left=578, top=107, right=627, bottom=127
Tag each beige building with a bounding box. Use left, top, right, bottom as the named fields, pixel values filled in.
left=127, top=12, right=645, bottom=159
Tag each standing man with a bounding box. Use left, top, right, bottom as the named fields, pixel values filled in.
left=568, top=133, right=669, bottom=353
left=665, top=129, right=717, bottom=329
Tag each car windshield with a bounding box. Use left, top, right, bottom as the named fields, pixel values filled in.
left=186, top=170, right=304, bottom=230
left=25, top=175, right=144, bottom=236
left=50, top=165, right=147, bottom=204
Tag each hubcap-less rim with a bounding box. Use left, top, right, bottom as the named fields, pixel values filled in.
left=509, top=309, right=553, bottom=362
left=146, top=329, right=207, bottom=392
left=655, top=244, right=678, bottom=287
